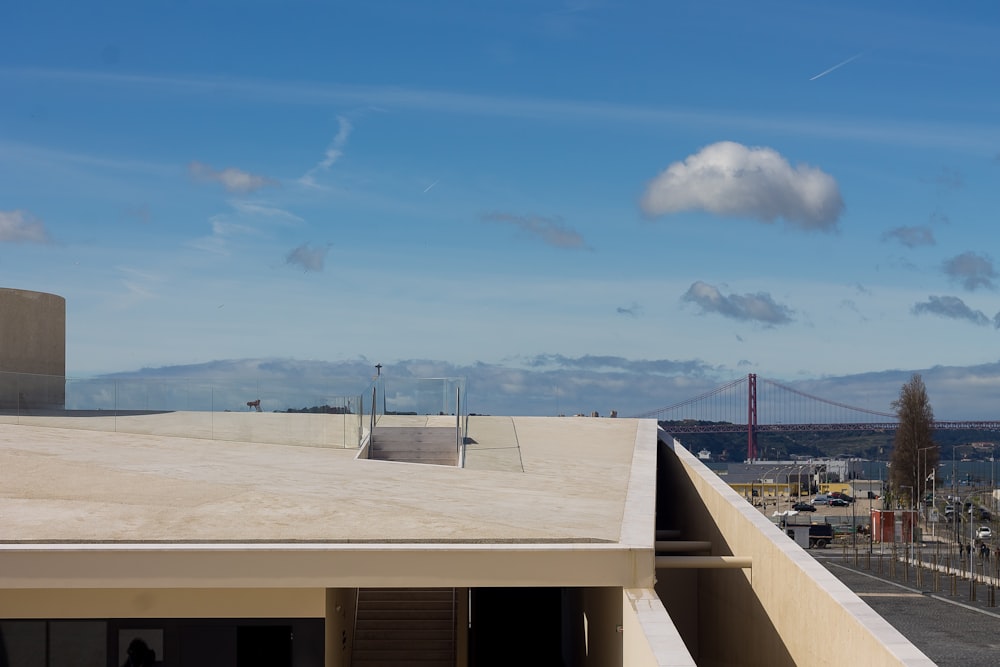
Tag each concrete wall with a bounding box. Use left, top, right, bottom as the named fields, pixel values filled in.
left=656, top=437, right=934, bottom=667
left=0, top=588, right=325, bottom=619
left=622, top=588, right=696, bottom=667
left=0, top=288, right=65, bottom=409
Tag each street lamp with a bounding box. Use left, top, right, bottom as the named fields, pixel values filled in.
left=901, top=485, right=914, bottom=543
left=918, top=446, right=934, bottom=540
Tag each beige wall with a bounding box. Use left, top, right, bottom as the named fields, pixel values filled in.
left=656, top=437, right=934, bottom=667
left=622, top=588, right=696, bottom=667
left=0, top=588, right=324, bottom=618
left=0, top=288, right=65, bottom=409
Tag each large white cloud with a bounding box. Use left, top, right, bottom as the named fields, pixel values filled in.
left=641, top=141, right=843, bottom=230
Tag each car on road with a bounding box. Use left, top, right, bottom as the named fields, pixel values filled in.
left=829, top=498, right=850, bottom=507
left=977, top=526, right=992, bottom=539
left=792, top=502, right=817, bottom=512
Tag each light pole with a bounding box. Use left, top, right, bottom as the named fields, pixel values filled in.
left=901, top=485, right=914, bottom=543
left=918, top=446, right=934, bottom=535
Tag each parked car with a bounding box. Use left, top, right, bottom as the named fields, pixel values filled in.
left=812, top=494, right=830, bottom=505
left=830, top=492, right=855, bottom=503
left=829, top=498, right=850, bottom=507
left=792, top=502, right=817, bottom=512
left=976, top=526, right=992, bottom=539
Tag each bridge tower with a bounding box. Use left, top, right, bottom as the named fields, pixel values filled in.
left=747, top=373, right=758, bottom=461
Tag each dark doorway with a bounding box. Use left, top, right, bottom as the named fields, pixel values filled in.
left=469, top=588, right=562, bottom=666
left=236, top=626, right=292, bottom=667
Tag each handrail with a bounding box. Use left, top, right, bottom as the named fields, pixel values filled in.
left=369, top=385, right=376, bottom=459
left=456, top=385, right=463, bottom=467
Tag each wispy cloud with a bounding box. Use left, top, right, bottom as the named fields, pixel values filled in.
left=112, top=266, right=161, bottom=309
left=943, top=252, right=996, bottom=290
left=616, top=302, right=643, bottom=317
left=286, top=243, right=331, bottom=272
left=641, top=141, right=843, bottom=230
left=189, top=161, right=278, bottom=194
left=0, top=209, right=49, bottom=243
left=924, top=166, right=964, bottom=191
left=300, top=116, right=353, bottom=189
left=482, top=212, right=587, bottom=249
left=524, top=354, right=716, bottom=376
left=912, top=295, right=990, bottom=326
left=882, top=225, right=935, bottom=247
left=189, top=214, right=259, bottom=255
left=229, top=201, right=304, bottom=224
left=682, top=281, right=794, bottom=325
left=5, top=68, right=997, bottom=152
left=809, top=53, right=863, bottom=81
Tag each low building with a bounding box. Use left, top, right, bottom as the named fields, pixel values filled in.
left=0, top=408, right=933, bottom=665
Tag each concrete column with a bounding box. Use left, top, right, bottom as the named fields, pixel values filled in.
left=324, top=588, right=355, bottom=667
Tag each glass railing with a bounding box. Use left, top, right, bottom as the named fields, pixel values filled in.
left=368, top=376, right=469, bottom=460
left=0, top=371, right=366, bottom=448
left=373, top=376, right=467, bottom=423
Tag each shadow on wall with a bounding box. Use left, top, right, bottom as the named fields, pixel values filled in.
left=654, top=439, right=796, bottom=667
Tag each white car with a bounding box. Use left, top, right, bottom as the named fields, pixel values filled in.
left=976, top=526, right=992, bottom=539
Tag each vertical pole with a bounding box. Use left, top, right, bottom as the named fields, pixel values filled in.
left=747, top=373, right=758, bottom=462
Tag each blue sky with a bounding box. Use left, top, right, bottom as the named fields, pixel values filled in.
left=3, top=1, right=1000, bottom=417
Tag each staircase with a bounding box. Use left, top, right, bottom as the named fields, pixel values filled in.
left=369, top=427, right=459, bottom=466
left=352, top=587, right=457, bottom=666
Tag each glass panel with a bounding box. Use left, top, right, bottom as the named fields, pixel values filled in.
left=3, top=371, right=385, bottom=449
left=50, top=621, right=106, bottom=667
left=0, top=620, right=46, bottom=667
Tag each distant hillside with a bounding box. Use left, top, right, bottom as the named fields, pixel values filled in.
left=661, top=421, right=999, bottom=461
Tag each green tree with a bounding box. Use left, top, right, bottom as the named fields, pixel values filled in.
left=889, top=374, right=938, bottom=508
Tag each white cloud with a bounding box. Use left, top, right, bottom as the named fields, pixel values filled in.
left=189, top=161, right=277, bottom=194
left=300, top=116, right=353, bottom=188
left=0, top=209, right=49, bottom=243
left=641, top=141, right=843, bottom=230
left=682, top=281, right=794, bottom=325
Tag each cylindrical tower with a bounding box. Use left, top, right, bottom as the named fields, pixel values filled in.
left=0, top=288, right=66, bottom=410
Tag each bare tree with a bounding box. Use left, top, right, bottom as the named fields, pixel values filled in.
left=889, top=374, right=938, bottom=508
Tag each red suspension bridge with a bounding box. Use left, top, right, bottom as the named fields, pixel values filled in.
left=634, top=374, right=1000, bottom=460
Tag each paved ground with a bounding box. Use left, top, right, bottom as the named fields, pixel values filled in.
left=812, top=550, right=1000, bottom=666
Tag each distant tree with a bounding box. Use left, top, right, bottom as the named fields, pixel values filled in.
left=889, top=374, right=938, bottom=508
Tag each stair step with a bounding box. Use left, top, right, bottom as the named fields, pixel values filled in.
left=356, top=629, right=454, bottom=641
left=358, top=600, right=453, bottom=611
left=353, top=587, right=456, bottom=665
left=354, top=649, right=455, bottom=661
left=358, top=611, right=451, bottom=630
left=360, top=589, right=454, bottom=599
left=354, top=640, right=454, bottom=652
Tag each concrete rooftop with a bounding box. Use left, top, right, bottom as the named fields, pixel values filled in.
left=0, top=414, right=643, bottom=545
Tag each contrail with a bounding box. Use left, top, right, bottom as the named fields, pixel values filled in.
left=809, top=53, right=863, bottom=81
left=423, top=179, right=439, bottom=193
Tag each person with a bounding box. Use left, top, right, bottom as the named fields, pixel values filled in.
left=122, top=638, right=156, bottom=667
